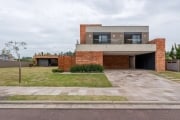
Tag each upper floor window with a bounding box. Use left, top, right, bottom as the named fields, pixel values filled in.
left=93, top=32, right=111, bottom=44
left=124, top=32, right=142, bottom=44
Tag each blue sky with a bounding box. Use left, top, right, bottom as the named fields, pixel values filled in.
left=0, top=0, right=180, bottom=57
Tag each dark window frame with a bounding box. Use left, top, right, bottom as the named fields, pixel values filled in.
left=93, top=32, right=111, bottom=44
left=124, top=32, right=142, bottom=44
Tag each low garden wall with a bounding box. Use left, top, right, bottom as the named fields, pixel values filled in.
left=58, top=56, right=75, bottom=72
left=0, top=60, right=32, bottom=68
left=166, top=60, right=180, bottom=72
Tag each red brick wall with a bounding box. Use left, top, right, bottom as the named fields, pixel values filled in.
left=80, top=25, right=86, bottom=44
left=103, top=55, right=130, bottom=69
left=75, top=51, right=103, bottom=65
left=149, top=38, right=165, bottom=72
left=58, top=56, right=75, bottom=72
left=80, top=24, right=101, bottom=44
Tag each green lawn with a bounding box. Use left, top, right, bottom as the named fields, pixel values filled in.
left=7, top=95, right=127, bottom=101
left=154, top=71, right=180, bottom=82
left=0, top=67, right=112, bottom=87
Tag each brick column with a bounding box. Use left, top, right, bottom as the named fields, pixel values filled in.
left=58, top=56, right=75, bottom=72
left=149, top=38, right=165, bottom=72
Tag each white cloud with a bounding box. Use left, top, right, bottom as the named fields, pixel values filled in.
left=0, top=0, right=180, bottom=57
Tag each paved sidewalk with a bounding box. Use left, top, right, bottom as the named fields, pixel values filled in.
left=0, top=86, right=124, bottom=96
left=1, top=101, right=180, bottom=109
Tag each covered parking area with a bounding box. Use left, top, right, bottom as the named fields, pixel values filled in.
left=37, top=58, right=58, bottom=66
left=74, top=38, right=165, bottom=72
left=103, top=51, right=155, bottom=70
left=34, top=55, right=58, bottom=67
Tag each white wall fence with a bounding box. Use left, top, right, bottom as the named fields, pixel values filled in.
left=166, top=60, right=180, bottom=72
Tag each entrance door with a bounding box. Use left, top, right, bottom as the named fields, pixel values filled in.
left=38, top=59, right=48, bottom=66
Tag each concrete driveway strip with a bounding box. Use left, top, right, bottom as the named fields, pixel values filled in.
left=104, top=70, right=180, bottom=101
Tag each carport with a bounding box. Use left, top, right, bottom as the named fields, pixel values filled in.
left=75, top=43, right=161, bottom=71
left=103, top=51, right=155, bottom=70
left=135, top=52, right=155, bottom=70
left=34, top=55, right=58, bottom=67
left=37, top=58, right=58, bottom=66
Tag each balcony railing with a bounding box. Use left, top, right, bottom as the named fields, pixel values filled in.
left=93, top=39, right=111, bottom=44
left=125, top=39, right=142, bottom=44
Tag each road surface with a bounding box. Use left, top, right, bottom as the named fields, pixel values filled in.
left=0, top=108, right=180, bottom=120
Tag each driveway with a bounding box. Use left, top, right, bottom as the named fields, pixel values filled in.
left=105, top=70, right=180, bottom=101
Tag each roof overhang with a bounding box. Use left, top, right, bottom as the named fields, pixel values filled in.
left=86, top=26, right=149, bottom=33
left=34, top=55, right=58, bottom=59
left=76, top=44, right=156, bottom=55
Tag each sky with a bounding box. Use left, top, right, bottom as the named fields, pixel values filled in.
left=0, top=0, right=180, bottom=57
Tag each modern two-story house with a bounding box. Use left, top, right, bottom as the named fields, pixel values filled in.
left=59, top=24, right=165, bottom=72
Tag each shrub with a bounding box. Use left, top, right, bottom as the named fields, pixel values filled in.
left=52, top=68, right=63, bottom=73
left=29, top=64, right=33, bottom=67
left=70, top=64, right=104, bottom=73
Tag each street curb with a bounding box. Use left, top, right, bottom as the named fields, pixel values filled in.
left=1, top=101, right=180, bottom=104
left=1, top=101, right=180, bottom=109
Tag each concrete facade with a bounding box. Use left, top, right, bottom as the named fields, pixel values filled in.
left=76, top=44, right=156, bottom=53
left=85, top=25, right=149, bottom=44
left=86, top=26, right=149, bottom=32
left=111, top=32, right=124, bottom=44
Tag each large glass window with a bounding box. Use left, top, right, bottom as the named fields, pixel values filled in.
left=93, top=32, right=111, bottom=44
left=124, top=32, right=142, bottom=44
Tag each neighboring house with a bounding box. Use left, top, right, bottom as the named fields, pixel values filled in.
left=59, top=24, right=165, bottom=72
left=34, top=55, right=58, bottom=66
left=0, top=54, right=15, bottom=61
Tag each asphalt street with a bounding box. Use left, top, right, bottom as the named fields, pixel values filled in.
left=0, top=108, right=180, bottom=120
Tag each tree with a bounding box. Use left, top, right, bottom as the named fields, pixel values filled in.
left=63, top=51, right=74, bottom=56
left=5, top=41, right=27, bottom=84
left=169, top=45, right=175, bottom=60
left=21, top=57, right=32, bottom=62
left=165, top=51, right=171, bottom=60
left=46, top=52, right=51, bottom=55
left=175, top=44, right=180, bottom=59
left=1, top=48, right=14, bottom=60
left=1, top=48, right=11, bottom=55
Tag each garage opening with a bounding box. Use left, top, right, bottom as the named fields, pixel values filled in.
left=135, top=52, right=155, bottom=70
left=103, top=52, right=155, bottom=70
left=37, top=58, right=58, bottom=67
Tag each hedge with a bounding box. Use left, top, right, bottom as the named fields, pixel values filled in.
left=70, top=64, right=104, bottom=73
left=52, top=68, right=63, bottom=73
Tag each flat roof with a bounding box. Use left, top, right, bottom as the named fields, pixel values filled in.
left=86, top=26, right=149, bottom=32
